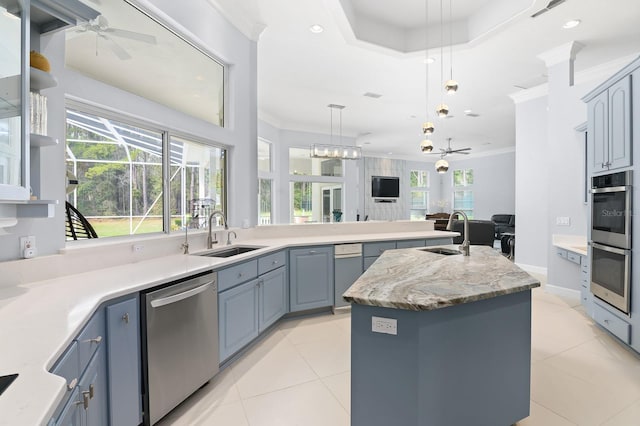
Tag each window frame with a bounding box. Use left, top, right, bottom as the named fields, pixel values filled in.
left=257, top=138, right=275, bottom=225
left=409, top=169, right=430, bottom=220
left=452, top=168, right=474, bottom=219
left=65, top=100, right=228, bottom=242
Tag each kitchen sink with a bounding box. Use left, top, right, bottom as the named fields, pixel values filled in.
left=419, top=247, right=461, bottom=256
left=195, top=246, right=264, bottom=258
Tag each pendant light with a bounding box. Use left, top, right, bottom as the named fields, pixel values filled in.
left=310, top=104, right=362, bottom=160
left=435, top=157, right=449, bottom=173
left=420, top=0, right=434, bottom=153
left=444, top=0, right=458, bottom=94
left=436, top=0, right=448, bottom=117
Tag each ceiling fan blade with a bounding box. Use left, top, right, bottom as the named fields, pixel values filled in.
left=451, top=148, right=472, bottom=152
left=104, top=36, right=132, bottom=60
left=105, top=28, right=157, bottom=44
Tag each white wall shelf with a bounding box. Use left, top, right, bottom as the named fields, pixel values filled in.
left=30, top=133, right=58, bottom=147
left=30, top=67, right=58, bottom=91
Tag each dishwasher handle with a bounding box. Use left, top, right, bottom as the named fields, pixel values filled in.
left=150, top=282, right=213, bottom=308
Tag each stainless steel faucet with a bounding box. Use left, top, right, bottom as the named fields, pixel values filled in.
left=207, top=210, right=228, bottom=249
left=446, top=210, right=470, bottom=256
left=227, top=230, right=237, bottom=245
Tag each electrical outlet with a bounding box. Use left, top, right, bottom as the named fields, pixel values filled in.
left=556, top=216, right=571, bottom=226
left=372, top=316, right=397, bottom=335
left=132, top=244, right=144, bottom=253
left=19, top=236, right=37, bottom=259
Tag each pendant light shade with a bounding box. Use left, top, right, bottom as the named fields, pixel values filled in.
left=435, top=158, right=449, bottom=173
left=436, top=103, right=449, bottom=117
left=420, top=138, right=434, bottom=153
left=445, top=79, right=458, bottom=94
left=422, top=121, right=435, bottom=135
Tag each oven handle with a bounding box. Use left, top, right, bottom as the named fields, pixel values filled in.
left=591, top=185, right=631, bottom=194
left=591, top=242, right=630, bottom=255
left=150, top=282, right=212, bottom=308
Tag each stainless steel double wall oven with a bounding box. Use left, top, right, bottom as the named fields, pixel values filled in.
left=590, top=171, right=632, bottom=314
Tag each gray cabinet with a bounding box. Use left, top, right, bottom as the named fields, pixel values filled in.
left=396, top=239, right=426, bottom=249
left=579, top=256, right=592, bottom=315
left=50, top=296, right=143, bottom=426
left=587, top=75, right=632, bottom=173
left=335, top=256, right=362, bottom=307
left=290, top=246, right=334, bottom=312
left=218, top=251, right=288, bottom=362
left=106, top=297, right=142, bottom=426
left=258, top=266, right=288, bottom=330
left=218, top=278, right=260, bottom=362
left=363, top=241, right=396, bottom=271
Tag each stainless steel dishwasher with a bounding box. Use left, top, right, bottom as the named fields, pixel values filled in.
left=334, top=243, right=363, bottom=308
left=142, top=271, right=218, bottom=425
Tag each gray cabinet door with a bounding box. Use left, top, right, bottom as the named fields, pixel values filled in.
left=53, top=389, right=82, bottom=426
left=335, top=256, right=363, bottom=307
left=396, top=239, right=426, bottom=249
left=259, top=266, right=287, bottom=331
left=218, top=279, right=260, bottom=361
left=608, top=76, right=632, bottom=170
left=107, top=297, right=142, bottom=426
left=78, top=345, right=108, bottom=426
left=588, top=90, right=609, bottom=173
left=289, top=246, right=334, bottom=312
left=363, top=256, right=378, bottom=271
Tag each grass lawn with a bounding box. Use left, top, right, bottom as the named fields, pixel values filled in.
left=89, top=218, right=164, bottom=237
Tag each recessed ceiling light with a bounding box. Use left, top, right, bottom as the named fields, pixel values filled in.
left=562, top=19, right=581, bottom=29
left=464, top=109, right=472, bottom=115
left=422, top=57, right=436, bottom=64
left=364, top=142, right=371, bottom=145
left=309, top=24, right=324, bottom=34
left=387, top=152, right=393, bottom=155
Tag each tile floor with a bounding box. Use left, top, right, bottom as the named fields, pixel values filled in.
left=159, top=275, right=640, bottom=426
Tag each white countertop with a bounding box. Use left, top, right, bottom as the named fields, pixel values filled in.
left=0, top=227, right=456, bottom=425
left=551, top=234, right=588, bottom=257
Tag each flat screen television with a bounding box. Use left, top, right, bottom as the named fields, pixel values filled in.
left=371, top=176, right=400, bottom=198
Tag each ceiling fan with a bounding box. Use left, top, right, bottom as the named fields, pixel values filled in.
left=74, top=15, right=157, bottom=60
left=429, top=138, right=471, bottom=157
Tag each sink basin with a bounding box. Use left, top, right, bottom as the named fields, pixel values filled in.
left=419, top=247, right=461, bottom=256
left=196, top=246, right=264, bottom=258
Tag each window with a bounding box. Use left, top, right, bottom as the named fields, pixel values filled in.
left=65, top=106, right=226, bottom=240
left=289, top=147, right=344, bottom=223
left=258, top=139, right=274, bottom=225
left=289, top=147, right=343, bottom=177
left=453, top=169, right=473, bottom=219
left=409, top=170, right=429, bottom=220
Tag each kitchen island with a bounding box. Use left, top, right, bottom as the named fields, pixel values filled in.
left=343, top=245, right=540, bottom=426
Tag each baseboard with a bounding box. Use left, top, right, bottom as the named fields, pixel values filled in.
left=545, top=284, right=581, bottom=300
left=515, top=263, right=548, bottom=276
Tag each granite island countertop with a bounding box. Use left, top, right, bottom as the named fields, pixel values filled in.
left=343, top=245, right=540, bottom=311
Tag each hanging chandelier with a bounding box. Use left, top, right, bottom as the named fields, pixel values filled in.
left=445, top=0, right=458, bottom=94
left=435, top=156, right=449, bottom=173
left=420, top=0, right=434, bottom=153
left=310, top=104, right=362, bottom=160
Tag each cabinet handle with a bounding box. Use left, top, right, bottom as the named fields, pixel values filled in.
left=67, top=378, right=78, bottom=391
left=379, top=249, right=384, bottom=253
left=77, top=392, right=90, bottom=410
left=84, top=335, right=102, bottom=345
left=122, top=313, right=129, bottom=324
left=89, top=383, right=95, bottom=399
left=604, top=319, right=610, bottom=325
left=272, top=260, right=278, bottom=265
left=238, top=272, right=244, bottom=278
left=309, top=250, right=317, bottom=254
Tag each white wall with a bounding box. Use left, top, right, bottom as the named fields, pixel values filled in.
left=440, top=151, right=516, bottom=221
left=0, top=0, right=257, bottom=261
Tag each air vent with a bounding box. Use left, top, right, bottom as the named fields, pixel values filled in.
left=531, top=0, right=566, bottom=18
left=363, top=92, right=382, bottom=99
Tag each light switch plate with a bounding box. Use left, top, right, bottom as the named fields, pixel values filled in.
left=372, top=316, right=397, bottom=335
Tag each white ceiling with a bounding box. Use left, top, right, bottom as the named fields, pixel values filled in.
left=210, top=0, right=640, bottom=161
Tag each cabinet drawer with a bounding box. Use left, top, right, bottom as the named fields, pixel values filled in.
left=363, top=241, right=396, bottom=257
left=567, top=252, right=580, bottom=264
left=556, top=248, right=568, bottom=259
left=218, top=259, right=258, bottom=292
left=51, top=341, right=80, bottom=395
left=258, top=251, right=286, bottom=275
left=593, top=303, right=630, bottom=344
left=581, top=257, right=589, bottom=272
left=363, top=256, right=377, bottom=271
left=424, top=238, right=454, bottom=246
left=396, top=239, right=425, bottom=249
left=580, top=285, right=590, bottom=306
left=76, top=309, right=105, bottom=375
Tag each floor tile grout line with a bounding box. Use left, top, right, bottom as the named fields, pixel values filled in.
left=596, top=395, right=640, bottom=425
left=238, top=376, right=320, bottom=402
left=528, top=400, right=578, bottom=426
left=319, top=375, right=351, bottom=416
